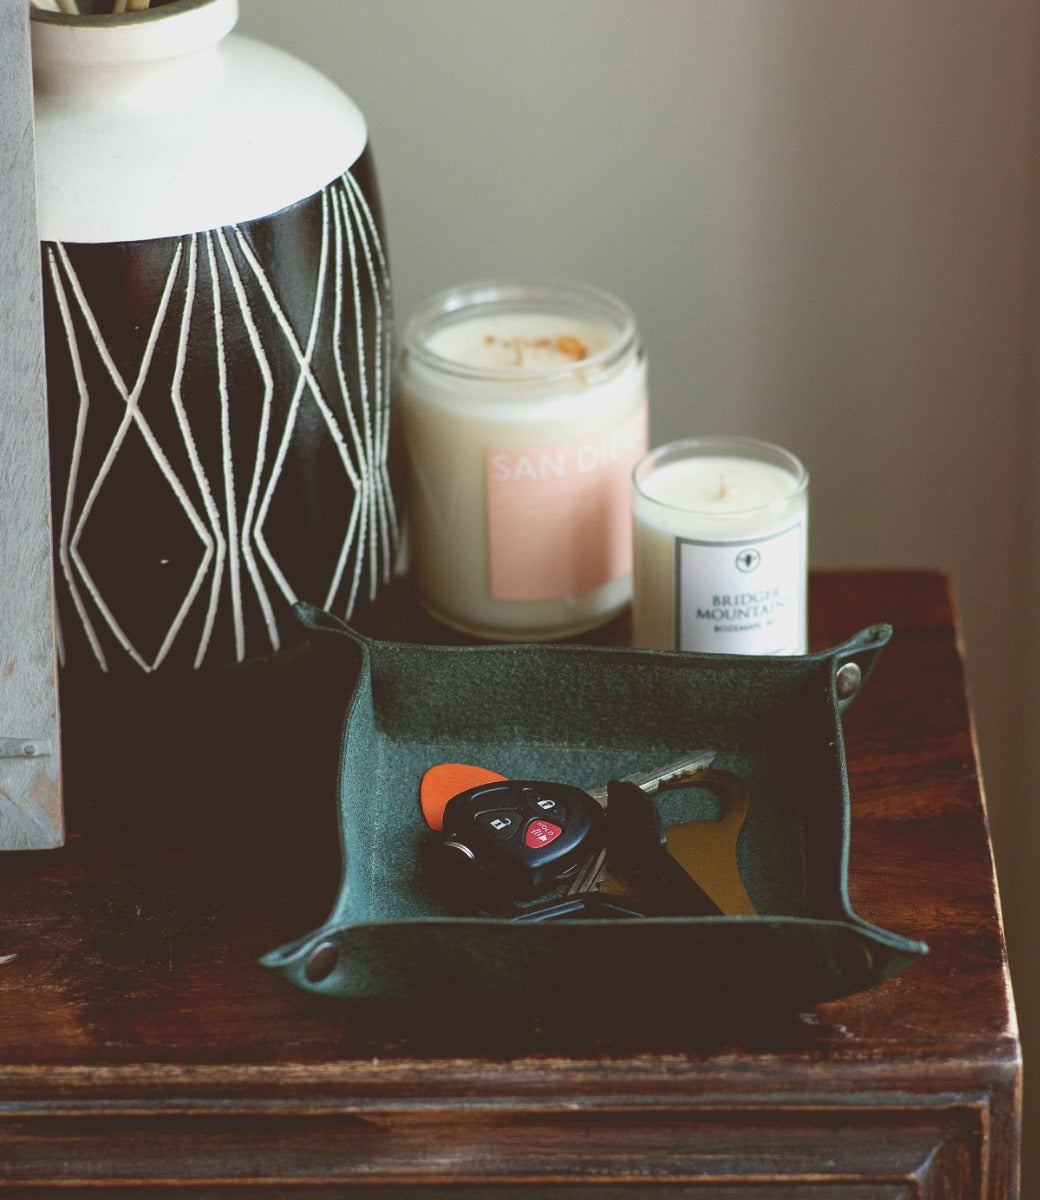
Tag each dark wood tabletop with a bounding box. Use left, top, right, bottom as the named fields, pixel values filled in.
left=0, top=569, right=1020, bottom=1197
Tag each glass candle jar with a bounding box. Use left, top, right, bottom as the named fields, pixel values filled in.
left=631, top=436, right=808, bottom=655
left=397, top=281, right=648, bottom=640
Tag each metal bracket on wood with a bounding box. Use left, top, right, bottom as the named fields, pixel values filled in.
left=0, top=739, right=54, bottom=761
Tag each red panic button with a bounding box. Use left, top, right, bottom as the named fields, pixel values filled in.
left=524, top=819, right=562, bottom=848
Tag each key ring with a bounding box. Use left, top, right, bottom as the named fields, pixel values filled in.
left=420, top=750, right=752, bottom=920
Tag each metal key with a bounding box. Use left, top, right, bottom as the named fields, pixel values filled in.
left=565, top=749, right=716, bottom=896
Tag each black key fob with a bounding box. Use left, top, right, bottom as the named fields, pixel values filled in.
left=431, top=779, right=603, bottom=912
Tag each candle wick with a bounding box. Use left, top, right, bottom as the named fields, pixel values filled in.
left=718, top=474, right=728, bottom=500
left=513, top=338, right=525, bottom=368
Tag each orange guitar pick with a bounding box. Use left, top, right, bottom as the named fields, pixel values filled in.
left=420, top=762, right=507, bottom=831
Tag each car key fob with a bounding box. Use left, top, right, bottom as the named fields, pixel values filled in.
left=430, top=779, right=604, bottom=912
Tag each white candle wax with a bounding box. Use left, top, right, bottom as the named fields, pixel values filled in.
left=632, top=438, right=808, bottom=654
left=398, top=282, right=648, bottom=640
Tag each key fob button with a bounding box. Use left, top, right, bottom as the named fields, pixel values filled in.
left=524, top=819, right=563, bottom=849
left=523, top=788, right=565, bottom=820
left=476, top=809, right=523, bottom=839
left=464, top=783, right=515, bottom=813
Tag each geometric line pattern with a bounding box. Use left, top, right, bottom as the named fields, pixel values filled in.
left=43, top=167, right=398, bottom=673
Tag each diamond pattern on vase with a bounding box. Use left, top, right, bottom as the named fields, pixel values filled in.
left=42, top=158, right=397, bottom=673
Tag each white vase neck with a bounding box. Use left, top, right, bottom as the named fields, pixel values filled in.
left=31, top=0, right=238, bottom=79
left=30, top=0, right=370, bottom=244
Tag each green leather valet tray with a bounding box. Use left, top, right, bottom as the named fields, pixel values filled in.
left=261, top=606, right=927, bottom=1019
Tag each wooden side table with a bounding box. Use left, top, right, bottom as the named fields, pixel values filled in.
left=0, top=570, right=1020, bottom=1196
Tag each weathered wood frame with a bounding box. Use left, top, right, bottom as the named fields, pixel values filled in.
left=0, top=0, right=64, bottom=849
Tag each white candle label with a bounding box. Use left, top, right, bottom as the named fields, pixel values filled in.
left=675, top=521, right=805, bottom=654
left=486, top=404, right=647, bottom=601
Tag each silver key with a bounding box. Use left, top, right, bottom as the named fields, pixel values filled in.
left=566, top=749, right=717, bottom=896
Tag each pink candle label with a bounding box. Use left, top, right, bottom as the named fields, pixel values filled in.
left=486, top=404, right=648, bottom=601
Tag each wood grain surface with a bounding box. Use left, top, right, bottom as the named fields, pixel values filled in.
left=0, top=570, right=1019, bottom=1196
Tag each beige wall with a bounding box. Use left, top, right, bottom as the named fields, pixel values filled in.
left=237, top=0, right=1040, bottom=1179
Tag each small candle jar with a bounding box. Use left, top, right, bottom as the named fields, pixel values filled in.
left=397, top=281, right=648, bottom=640
left=631, top=436, right=808, bottom=654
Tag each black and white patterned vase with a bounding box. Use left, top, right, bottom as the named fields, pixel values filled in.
left=31, top=0, right=399, bottom=680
